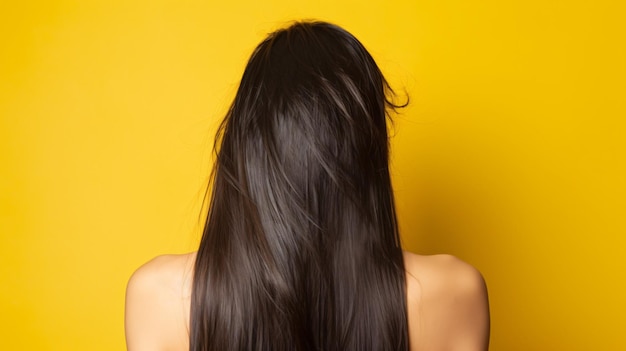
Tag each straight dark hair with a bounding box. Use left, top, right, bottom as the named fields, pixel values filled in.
left=191, top=21, right=409, bottom=351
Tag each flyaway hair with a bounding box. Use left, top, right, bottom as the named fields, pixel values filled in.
left=191, top=21, right=409, bottom=351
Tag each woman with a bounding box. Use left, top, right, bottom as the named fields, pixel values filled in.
left=125, top=21, right=490, bottom=351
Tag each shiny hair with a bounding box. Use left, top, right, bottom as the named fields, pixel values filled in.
left=191, top=20, right=408, bottom=351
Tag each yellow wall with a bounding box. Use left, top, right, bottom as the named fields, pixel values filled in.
left=1, top=1, right=624, bottom=350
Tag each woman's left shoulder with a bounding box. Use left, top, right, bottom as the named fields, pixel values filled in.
left=125, top=252, right=196, bottom=351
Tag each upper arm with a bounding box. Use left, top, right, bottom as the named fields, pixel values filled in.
left=439, top=256, right=490, bottom=350
left=406, top=254, right=490, bottom=351
left=125, top=256, right=187, bottom=351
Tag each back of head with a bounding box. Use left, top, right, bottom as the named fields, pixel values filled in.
left=191, top=21, right=408, bottom=351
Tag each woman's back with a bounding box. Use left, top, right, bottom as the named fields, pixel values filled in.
left=125, top=251, right=489, bottom=350
left=125, top=20, right=489, bottom=350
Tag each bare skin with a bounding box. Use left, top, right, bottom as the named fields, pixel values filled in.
left=125, top=251, right=490, bottom=351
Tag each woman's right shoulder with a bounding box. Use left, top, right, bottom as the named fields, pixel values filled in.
left=403, top=251, right=490, bottom=351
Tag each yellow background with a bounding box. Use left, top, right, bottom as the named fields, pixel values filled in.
left=1, top=1, right=624, bottom=350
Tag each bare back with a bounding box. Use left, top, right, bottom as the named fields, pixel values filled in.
left=125, top=251, right=489, bottom=351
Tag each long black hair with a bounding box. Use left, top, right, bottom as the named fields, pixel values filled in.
left=191, top=21, right=409, bottom=351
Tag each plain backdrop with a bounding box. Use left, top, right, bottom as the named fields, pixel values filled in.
left=1, top=0, right=624, bottom=350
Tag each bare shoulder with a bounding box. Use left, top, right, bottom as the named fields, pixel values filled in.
left=403, top=252, right=487, bottom=297
left=125, top=252, right=196, bottom=351
left=403, top=251, right=490, bottom=351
